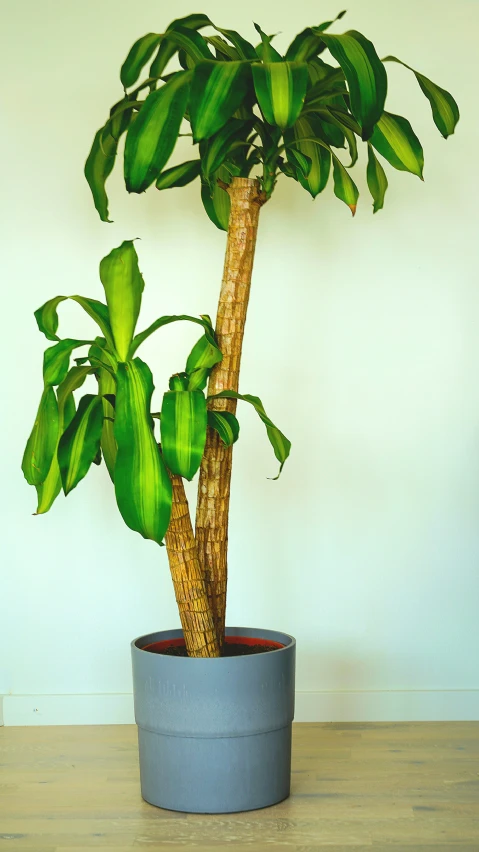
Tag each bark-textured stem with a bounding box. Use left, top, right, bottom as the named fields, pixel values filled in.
left=165, top=474, right=220, bottom=657
left=195, top=177, right=265, bottom=647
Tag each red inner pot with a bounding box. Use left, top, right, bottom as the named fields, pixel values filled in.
left=143, top=636, right=285, bottom=654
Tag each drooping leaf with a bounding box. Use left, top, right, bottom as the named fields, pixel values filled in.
left=286, top=147, right=312, bottom=179
left=213, top=26, right=257, bottom=60
left=332, top=153, right=359, bottom=214
left=124, top=70, right=192, bottom=193
left=200, top=118, right=252, bottom=181
left=160, top=390, right=207, bottom=480
left=200, top=166, right=231, bottom=230
left=35, top=365, right=94, bottom=513
left=156, top=159, right=202, bottom=189
left=316, top=108, right=358, bottom=164
left=366, top=144, right=388, bottom=213
left=43, top=339, right=91, bottom=387
left=34, top=295, right=114, bottom=350
left=383, top=56, right=459, bottom=139
left=317, top=30, right=387, bottom=139
left=58, top=394, right=104, bottom=495
left=285, top=11, right=346, bottom=61
left=284, top=116, right=331, bottom=197
left=190, top=61, right=252, bottom=141
left=121, top=33, right=162, bottom=88
left=114, top=358, right=172, bottom=544
left=209, top=390, right=291, bottom=477
left=84, top=127, right=118, bottom=222
left=186, top=329, right=223, bottom=391
left=163, top=25, right=214, bottom=64
left=252, top=61, right=309, bottom=130
left=150, top=13, right=211, bottom=77
left=207, top=35, right=241, bottom=61
left=99, top=240, right=145, bottom=362
left=207, top=410, right=240, bottom=446
left=22, top=387, right=59, bottom=487
left=130, top=313, right=218, bottom=358
left=370, top=112, right=424, bottom=178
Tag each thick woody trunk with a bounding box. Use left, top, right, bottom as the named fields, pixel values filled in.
left=195, top=177, right=264, bottom=648
left=165, top=474, right=220, bottom=657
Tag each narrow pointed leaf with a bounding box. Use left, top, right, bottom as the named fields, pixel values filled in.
left=156, top=159, right=201, bottom=189
left=253, top=23, right=282, bottom=63
left=207, top=36, right=241, bottom=61
left=317, top=30, right=387, bottom=139
left=99, top=240, right=145, bottom=362
left=160, top=390, right=207, bottom=479
left=22, top=387, right=59, bottom=486
left=213, top=26, right=257, bottom=60
left=252, top=61, right=308, bottom=130
left=317, top=109, right=358, bottom=164
left=201, top=119, right=252, bottom=181
left=286, top=147, right=312, bottom=178
left=370, top=112, right=424, bottom=178
left=150, top=14, right=211, bottom=77
left=209, top=390, right=291, bottom=477
left=200, top=166, right=231, bottom=230
left=130, top=313, right=217, bottom=358
left=285, top=116, right=331, bottom=197
left=366, top=144, right=388, bottom=213
left=332, top=154, right=359, bottom=214
left=43, top=339, right=91, bottom=387
left=164, top=25, right=214, bottom=64
left=58, top=394, right=103, bottom=495
left=383, top=56, right=459, bottom=139
left=121, top=33, right=162, bottom=88
left=208, top=410, right=240, bottom=446
left=124, top=70, right=192, bottom=193
left=34, top=295, right=114, bottom=350
left=114, top=358, right=172, bottom=544
left=190, top=61, right=252, bottom=141
left=98, top=368, right=117, bottom=480
left=84, top=127, right=117, bottom=222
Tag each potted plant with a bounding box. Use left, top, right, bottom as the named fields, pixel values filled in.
left=22, top=12, right=458, bottom=813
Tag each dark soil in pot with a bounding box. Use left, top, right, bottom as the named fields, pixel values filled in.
left=143, top=635, right=285, bottom=656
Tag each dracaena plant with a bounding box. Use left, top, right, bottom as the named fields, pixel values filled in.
left=24, top=13, right=458, bottom=658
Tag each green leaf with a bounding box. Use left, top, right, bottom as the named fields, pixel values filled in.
left=253, top=23, right=282, bottom=63
left=34, top=295, right=114, bottom=350
left=130, top=313, right=217, bottom=358
left=22, top=387, right=59, bottom=487
left=209, top=390, right=291, bottom=477
left=286, top=147, right=312, bottom=179
left=252, top=61, right=309, bottom=130
left=99, top=240, right=145, bottom=362
left=370, top=112, right=424, bottom=178
left=43, top=339, right=91, bottom=387
left=164, top=25, right=214, bottom=64
left=124, top=70, right=192, bottom=193
left=317, top=30, right=387, bottom=139
left=200, top=166, right=231, bottom=230
left=84, top=127, right=118, bottom=223
left=284, top=116, right=331, bottom=197
left=35, top=365, right=94, bottom=513
left=366, top=144, right=388, bottom=213
left=155, top=159, right=201, bottom=189
left=114, top=358, right=172, bottom=544
left=98, top=368, right=117, bottom=480
left=383, top=56, right=459, bottom=139
left=185, top=329, right=223, bottom=391
left=200, top=118, right=252, bottom=181
left=150, top=14, right=211, bottom=78
left=121, top=33, right=162, bottom=88
left=190, top=61, right=252, bottom=141
left=160, top=390, right=207, bottom=480
left=207, top=410, right=240, bottom=446
left=285, top=12, right=346, bottom=61
left=58, top=394, right=104, bottom=495
left=213, top=26, right=257, bottom=61
left=332, top=153, right=359, bottom=215
left=207, top=35, right=241, bottom=61
left=317, top=108, right=358, bottom=165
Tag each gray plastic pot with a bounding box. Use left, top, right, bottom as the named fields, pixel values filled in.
left=131, top=626, right=296, bottom=813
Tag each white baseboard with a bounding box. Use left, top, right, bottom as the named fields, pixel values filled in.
left=2, top=690, right=479, bottom=726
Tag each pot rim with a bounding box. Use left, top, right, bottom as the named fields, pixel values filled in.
left=132, top=626, right=295, bottom=660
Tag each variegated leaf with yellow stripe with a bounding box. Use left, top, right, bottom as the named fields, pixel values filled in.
left=252, top=61, right=309, bottom=130
left=160, top=390, right=207, bottom=480
left=370, top=112, right=424, bottom=178
left=58, top=394, right=104, bottom=495
left=383, top=56, right=459, bottom=139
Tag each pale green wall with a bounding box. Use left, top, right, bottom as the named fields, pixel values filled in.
left=2, top=0, right=478, bottom=720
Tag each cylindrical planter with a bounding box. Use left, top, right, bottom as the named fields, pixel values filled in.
left=131, top=626, right=296, bottom=813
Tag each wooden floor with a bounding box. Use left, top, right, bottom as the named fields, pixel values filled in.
left=0, top=723, right=478, bottom=850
